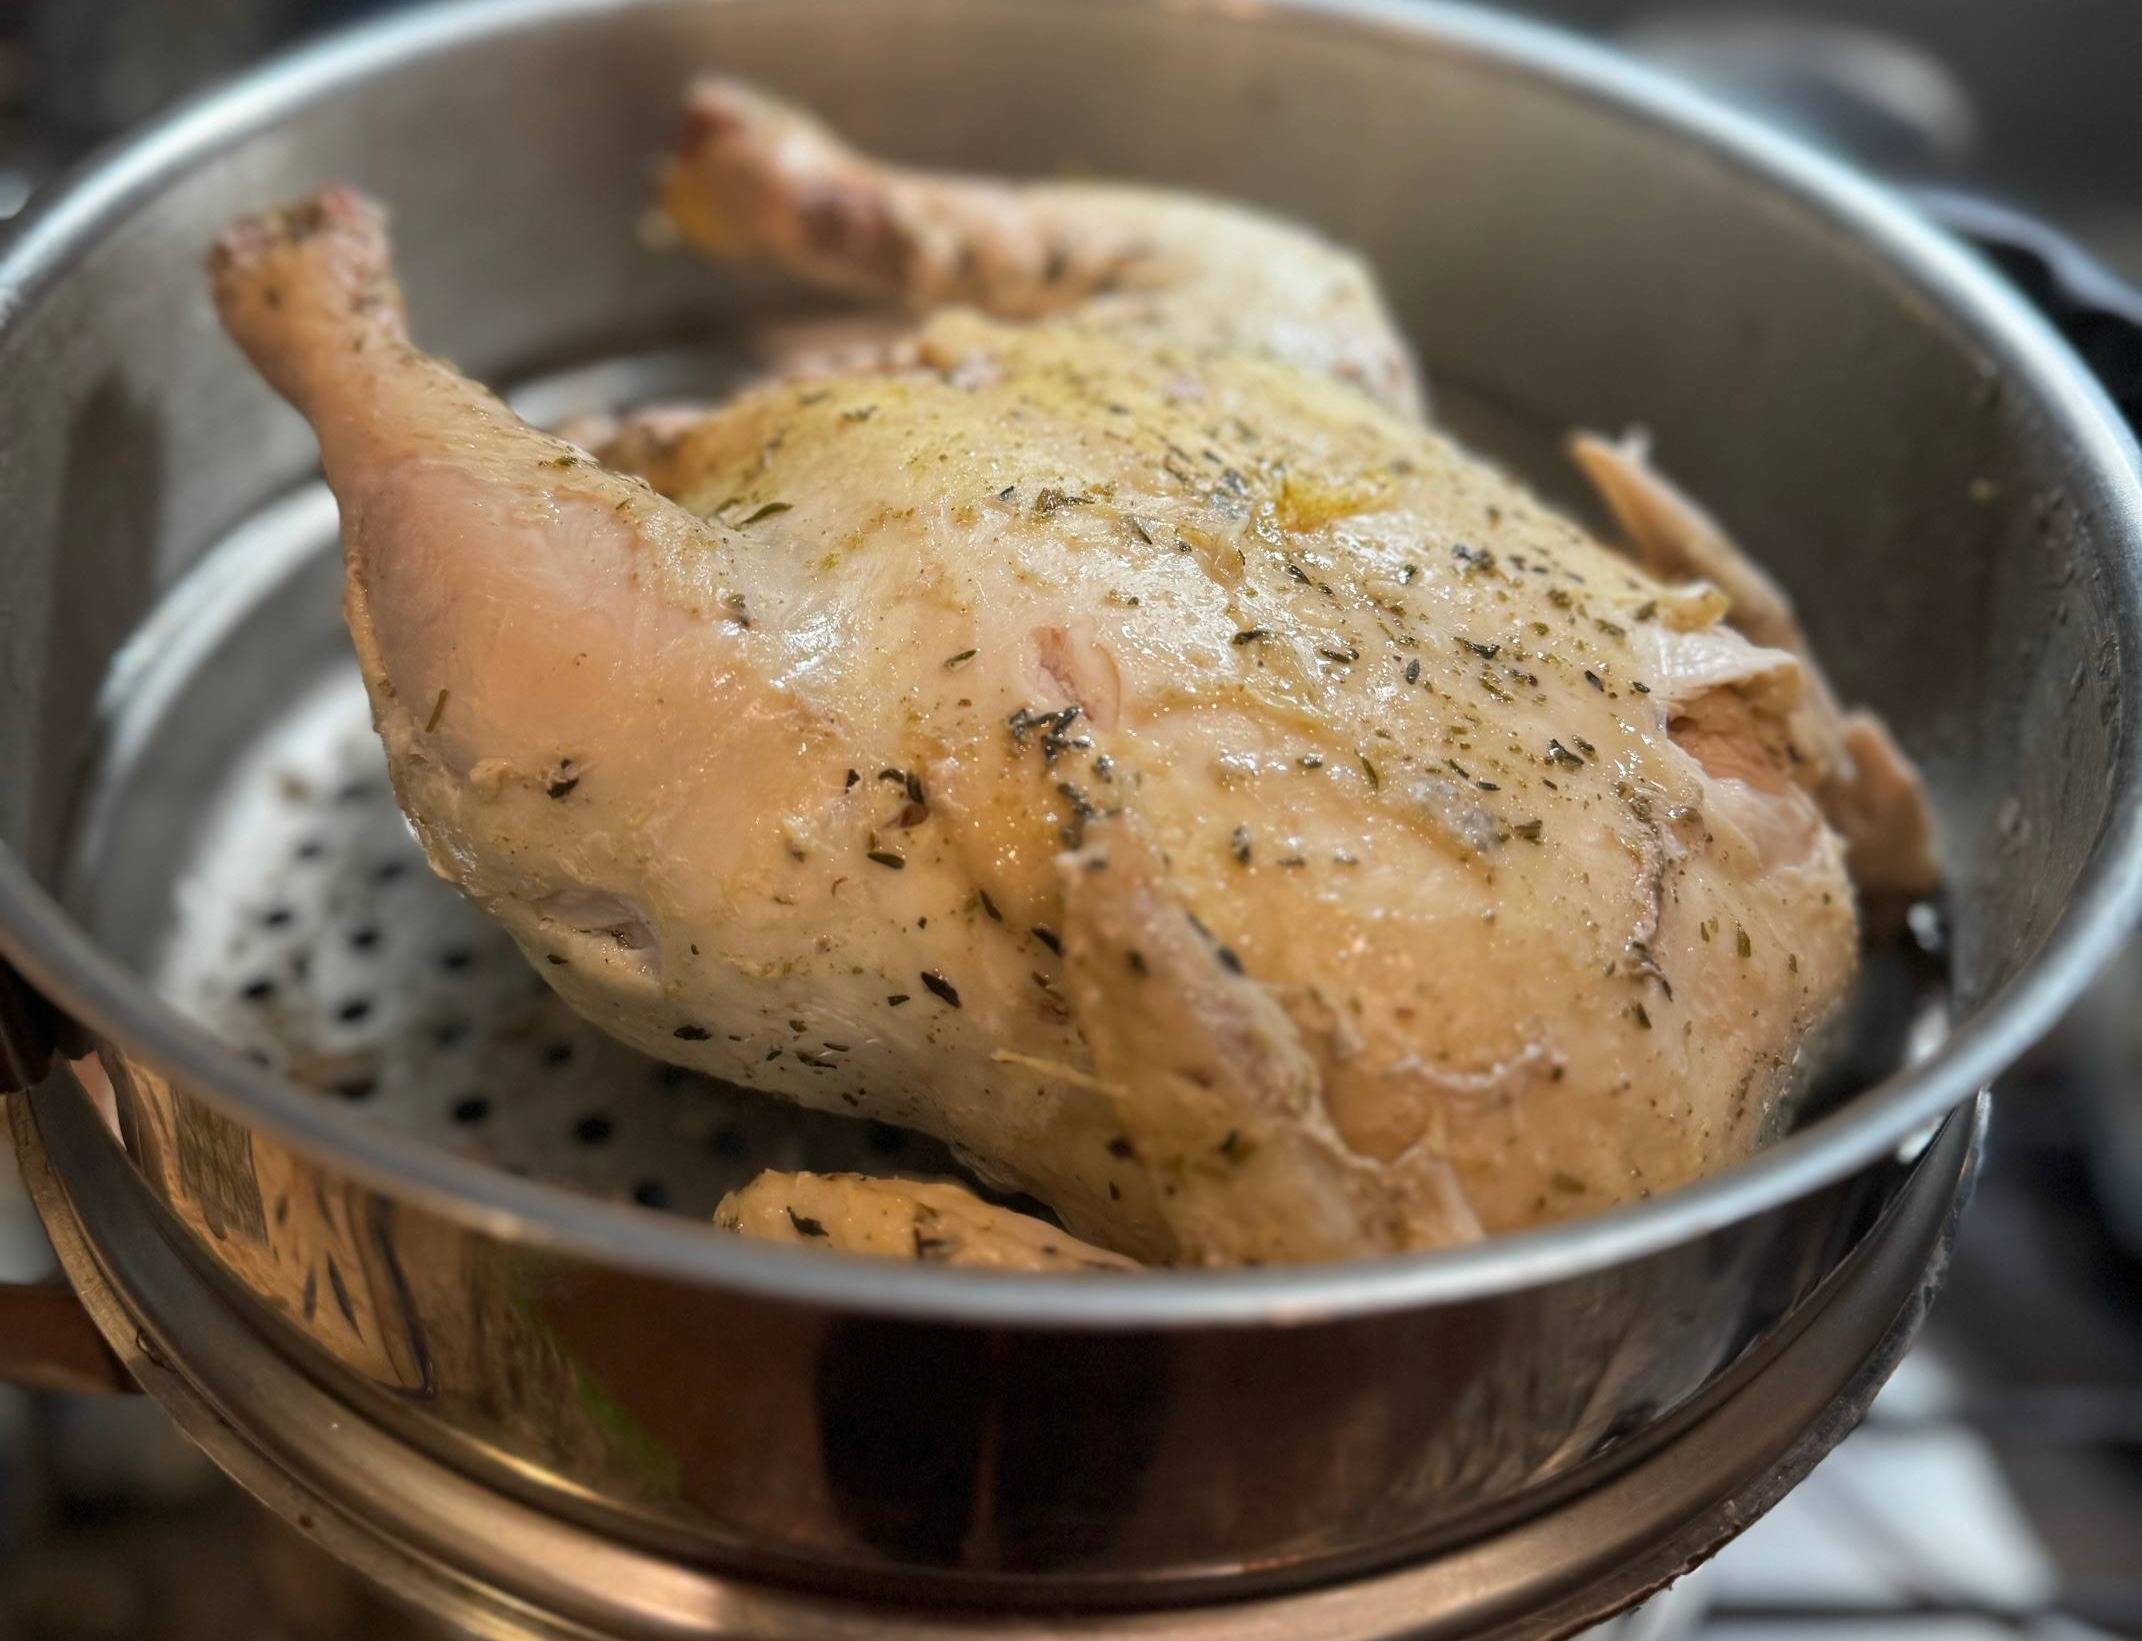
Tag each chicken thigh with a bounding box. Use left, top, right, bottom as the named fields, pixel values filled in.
left=209, top=83, right=1910, bottom=1265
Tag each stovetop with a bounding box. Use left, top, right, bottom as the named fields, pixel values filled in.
left=1698, top=1099, right=2142, bottom=1639
left=0, top=4, right=2137, bottom=1638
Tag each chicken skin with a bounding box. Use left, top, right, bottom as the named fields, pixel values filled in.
left=208, top=82, right=1917, bottom=1265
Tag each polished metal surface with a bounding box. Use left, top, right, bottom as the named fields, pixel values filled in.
left=0, top=0, right=2138, bottom=1614
left=13, top=1074, right=1981, bottom=1639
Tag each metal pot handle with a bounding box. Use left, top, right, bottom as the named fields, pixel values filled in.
left=1915, top=188, right=2142, bottom=430
left=0, top=969, right=134, bottom=1391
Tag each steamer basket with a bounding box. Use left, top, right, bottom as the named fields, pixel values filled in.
left=0, top=0, right=2138, bottom=1633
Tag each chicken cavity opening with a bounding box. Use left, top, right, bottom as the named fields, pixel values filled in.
left=533, top=886, right=662, bottom=978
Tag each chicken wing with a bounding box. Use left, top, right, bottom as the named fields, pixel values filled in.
left=1570, top=431, right=1939, bottom=899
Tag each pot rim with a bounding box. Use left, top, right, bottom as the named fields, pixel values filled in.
left=3, top=0, right=2138, bottom=1329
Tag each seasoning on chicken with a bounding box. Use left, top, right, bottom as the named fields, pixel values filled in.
left=207, top=81, right=1929, bottom=1266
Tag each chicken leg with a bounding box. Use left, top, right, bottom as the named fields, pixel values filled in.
left=662, top=77, right=1425, bottom=419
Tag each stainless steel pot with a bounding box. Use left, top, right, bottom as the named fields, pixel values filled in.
left=0, top=0, right=2138, bottom=1634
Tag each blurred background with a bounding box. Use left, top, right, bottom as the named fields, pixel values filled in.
left=0, top=2, right=2136, bottom=1637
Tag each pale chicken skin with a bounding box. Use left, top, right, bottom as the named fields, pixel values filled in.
left=206, top=83, right=1912, bottom=1266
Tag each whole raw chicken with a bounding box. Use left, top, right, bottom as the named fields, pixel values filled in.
left=208, top=81, right=1932, bottom=1266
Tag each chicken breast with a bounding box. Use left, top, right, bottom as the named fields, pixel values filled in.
left=207, top=84, right=1900, bottom=1265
